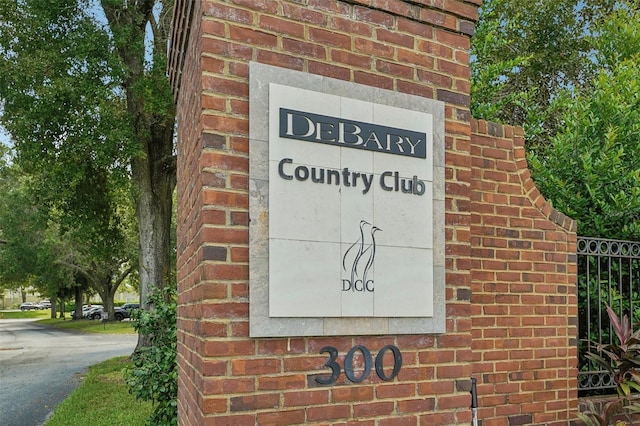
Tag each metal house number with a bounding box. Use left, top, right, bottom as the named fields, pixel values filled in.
left=316, top=345, right=403, bottom=385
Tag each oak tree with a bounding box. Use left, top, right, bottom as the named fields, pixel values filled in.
left=0, top=0, right=176, bottom=344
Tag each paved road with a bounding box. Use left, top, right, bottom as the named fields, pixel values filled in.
left=0, top=318, right=137, bottom=426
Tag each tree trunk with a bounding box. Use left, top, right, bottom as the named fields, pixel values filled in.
left=101, top=0, right=176, bottom=349
left=102, top=291, right=115, bottom=321
left=58, top=297, right=65, bottom=319
left=95, top=278, right=116, bottom=321
left=132, top=153, right=174, bottom=348
left=51, top=299, right=57, bottom=319
left=74, top=286, right=83, bottom=321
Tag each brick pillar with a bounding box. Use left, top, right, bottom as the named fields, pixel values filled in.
left=169, top=0, right=575, bottom=424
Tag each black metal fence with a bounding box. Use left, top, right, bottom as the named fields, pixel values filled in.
left=577, top=237, right=640, bottom=393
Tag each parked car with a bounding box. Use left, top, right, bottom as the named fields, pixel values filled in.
left=121, top=303, right=140, bottom=312
left=19, top=302, right=42, bottom=311
left=70, top=307, right=84, bottom=319
left=85, top=306, right=105, bottom=320
left=39, top=300, right=51, bottom=309
left=87, top=306, right=130, bottom=321
left=71, top=305, right=102, bottom=320
left=113, top=307, right=130, bottom=321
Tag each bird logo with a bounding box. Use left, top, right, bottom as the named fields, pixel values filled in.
left=342, top=220, right=382, bottom=292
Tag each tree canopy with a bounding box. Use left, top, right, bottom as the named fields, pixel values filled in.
left=473, top=0, right=640, bottom=240
left=471, top=0, right=620, bottom=151
left=0, top=0, right=176, bottom=334
left=528, top=5, right=640, bottom=240
left=0, top=141, right=135, bottom=318
left=0, top=153, right=48, bottom=292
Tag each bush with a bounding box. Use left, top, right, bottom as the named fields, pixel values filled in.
left=580, top=306, right=640, bottom=425
left=125, top=286, right=177, bottom=426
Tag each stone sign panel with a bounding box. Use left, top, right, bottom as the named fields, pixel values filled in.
left=249, top=62, right=445, bottom=336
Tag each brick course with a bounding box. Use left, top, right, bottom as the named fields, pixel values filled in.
left=171, top=1, right=578, bottom=424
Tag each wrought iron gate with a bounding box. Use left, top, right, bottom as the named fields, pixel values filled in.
left=577, top=237, right=640, bottom=392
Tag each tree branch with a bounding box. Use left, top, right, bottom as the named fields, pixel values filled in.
left=55, top=260, right=98, bottom=289
left=114, top=264, right=134, bottom=288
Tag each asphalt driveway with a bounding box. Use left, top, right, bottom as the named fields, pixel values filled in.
left=0, top=318, right=137, bottom=426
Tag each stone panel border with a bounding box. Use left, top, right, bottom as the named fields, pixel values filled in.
left=249, top=61, right=446, bottom=337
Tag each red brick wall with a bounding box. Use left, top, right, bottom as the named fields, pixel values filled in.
left=173, top=0, right=205, bottom=423
left=470, top=119, right=578, bottom=425
left=171, top=1, right=578, bottom=425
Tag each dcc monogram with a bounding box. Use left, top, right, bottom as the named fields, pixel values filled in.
left=342, top=220, right=381, bottom=292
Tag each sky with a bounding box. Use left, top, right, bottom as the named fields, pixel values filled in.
left=0, top=126, right=11, bottom=150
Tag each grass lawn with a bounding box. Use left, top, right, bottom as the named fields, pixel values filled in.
left=38, top=317, right=137, bottom=334
left=0, top=309, right=137, bottom=334
left=45, top=357, right=153, bottom=426
left=0, top=309, right=51, bottom=319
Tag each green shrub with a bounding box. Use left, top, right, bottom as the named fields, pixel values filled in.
left=580, top=306, right=640, bottom=425
left=125, top=286, right=177, bottom=426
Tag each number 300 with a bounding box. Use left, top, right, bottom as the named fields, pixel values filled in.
left=316, top=345, right=402, bottom=385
